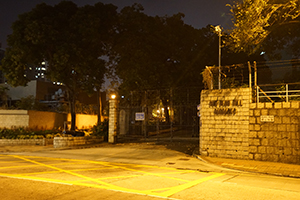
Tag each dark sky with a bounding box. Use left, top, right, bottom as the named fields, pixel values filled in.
left=0, top=0, right=234, bottom=49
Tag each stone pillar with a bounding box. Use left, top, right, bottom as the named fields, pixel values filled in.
left=108, top=98, right=118, bottom=143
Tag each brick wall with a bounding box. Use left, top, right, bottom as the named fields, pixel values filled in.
left=200, top=88, right=250, bottom=159
left=250, top=102, right=300, bottom=164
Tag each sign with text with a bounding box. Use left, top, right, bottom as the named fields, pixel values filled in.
left=135, top=112, right=145, bottom=121
left=260, top=115, right=274, bottom=122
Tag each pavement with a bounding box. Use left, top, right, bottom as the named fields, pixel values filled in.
left=1, top=140, right=300, bottom=179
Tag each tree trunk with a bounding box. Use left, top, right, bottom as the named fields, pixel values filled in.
left=68, top=90, right=76, bottom=131
left=96, top=88, right=101, bottom=125
left=161, top=98, right=170, bottom=123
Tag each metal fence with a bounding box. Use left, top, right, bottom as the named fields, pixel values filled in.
left=118, top=87, right=201, bottom=140
left=205, top=59, right=300, bottom=103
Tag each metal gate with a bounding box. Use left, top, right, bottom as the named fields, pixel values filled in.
left=118, top=88, right=201, bottom=140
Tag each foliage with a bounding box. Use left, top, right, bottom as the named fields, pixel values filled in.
left=228, top=0, right=300, bottom=56
left=113, top=5, right=208, bottom=93
left=0, top=128, right=60, bottom=139
left=0, top=1, right=117, bottom=130
left=15, top=95, right=49, bottom=111
left=90, top=120, right=108, bottom=141
left=75, top=101, right=98, bottom=115
left=0, top=85, right=9, bottom=108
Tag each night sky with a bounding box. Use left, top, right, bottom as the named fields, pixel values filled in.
left=0, top=0, right=234, bottom=49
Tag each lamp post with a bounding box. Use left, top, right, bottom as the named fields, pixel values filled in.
left=215, top=25, right=222, bottom=90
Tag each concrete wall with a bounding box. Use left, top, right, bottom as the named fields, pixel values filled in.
left=200, top=88, right=250, bottom=159
left=0, top=110, right=98, bottom=130
left=67, top=113, right=97, bottom=130
left=249, top=102, right=300, bottom=164
left=0, top=110, right=29, bottom=128
left=29, top=110, right=66, bottom=130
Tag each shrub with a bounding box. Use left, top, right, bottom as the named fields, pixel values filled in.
left=0, top=128, right=60, bottom=139
left=90, top=120, right=108, bottom=141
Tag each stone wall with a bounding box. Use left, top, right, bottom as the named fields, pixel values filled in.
left=200, top=88, right=300, bottom=164
left=108, top=99, right=118, bottom=143
left=249, top=102, right=300, bottom=164
left=200, top=88, right=250, bottom=159
left=53, top=136, right=103, bottom=148
left=0, top=138, right=49, bottom=146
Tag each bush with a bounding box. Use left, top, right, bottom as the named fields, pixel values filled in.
left=0, top=128, right=59, bottom=139
left=90, top=120, right=108, bottom=141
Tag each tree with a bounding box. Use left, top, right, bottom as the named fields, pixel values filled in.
left=0, top=86, right=9, bottom=108
left=228, top=0, right=300, bottom=56
left=0, top=1, right=117, bottom=130
left=112, top=4, right=210, bottom=122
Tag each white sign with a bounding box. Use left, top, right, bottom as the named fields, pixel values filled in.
left=135, top=112, right=145, bottom=121
left=260, top=115, right=274, bottom=122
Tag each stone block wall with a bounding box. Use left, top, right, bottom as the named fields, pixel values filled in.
left=250, top=102, right=300, bottom=164
left=0, top=138, right=46, bottom=146
left=108, top=99, right=118, bottom=143
left=200, top=88, right=250, bottom=159
left=53, top=136, right=103, bottom=148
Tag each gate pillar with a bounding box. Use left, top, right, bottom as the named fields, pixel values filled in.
left=108, top=95, right=118, bottom=143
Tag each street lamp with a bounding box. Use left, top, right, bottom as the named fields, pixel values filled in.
left=215, top=25, right=222, bottom=90
left=110, top=94, right=116, bottom=100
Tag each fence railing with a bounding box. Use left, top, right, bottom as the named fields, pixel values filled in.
left=257, top=83, right=300, bottom=103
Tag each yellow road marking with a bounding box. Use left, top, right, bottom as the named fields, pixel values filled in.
left=159, top=173, right=225, bottom=197
left=0, top=155, right=225, bottom=198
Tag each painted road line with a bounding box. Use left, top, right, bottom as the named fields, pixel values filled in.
left=2, top=155, right=225, bottom=198
left=0, top=173, right=74, bottom=186
left=88, top=160, right=191, bottom=182
left=10, top=155, right=153, bottom=194
left=158, top=173, right=225, bottom=197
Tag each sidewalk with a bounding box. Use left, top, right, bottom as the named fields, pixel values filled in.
left=197, top=155, right=300, bottom=178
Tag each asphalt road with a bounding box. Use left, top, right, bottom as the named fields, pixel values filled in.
left=1, top=142, right=300, bottom=200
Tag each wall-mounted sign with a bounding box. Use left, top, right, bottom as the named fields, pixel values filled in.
left=135, top=112, right=145, bottom=121
left=260, top=115, right=274, bottom=122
